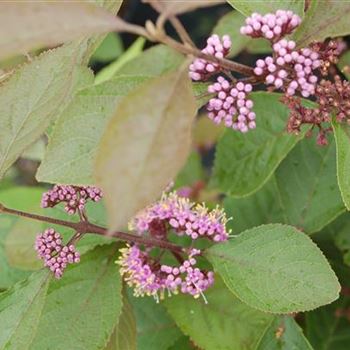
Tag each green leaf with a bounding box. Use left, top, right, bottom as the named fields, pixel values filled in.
left=192, top=82, right=211, bottom=109
left=175, top=152, right=204, bottom=188
left=306, top=295, right=350, bottom=350
left=315, top=212, right=350, bottom=268
left=0, top=187, right=45, bottom=271
left=312, top=215, right=350, bottom=288
left=338, top=51, right=350, bottom=80
left=115, top=45, right=184, bottom=77
left=224, top=176, right=285, bottom=234
left=129, top=293, right=182, bottom=350
left=0, top=2, right=121, bottom=60
left=255, top=316, right=313, bottom=350
left=206, top=224, right=340, bottom=313
left=275, top=135, right=345, bottom=233
left=21, top=138, right=46, bottom=162
left=212, top=11, right=270, bottom=57
left=0, top=41, right=94, bottom=180
left=0, top=0, right=123, bottom=181
left=95, top=65, right=197, bottom=231
left=31, top=245, right=122, bottom=350
left=0, top=216, right=30, bottom=289
left=0, top=270, right=50, bottom=349
left=227, top=0, right=304, bottom=17
left=212, top=92, right=306, bottom=197
left=164, top=278, right=274, bottom=350
left=333, top=121, right=350, bottom=210
left=36, top=75, right=149, bottom=185
left=167, top=336, right=193, bottom=350
left=91, top=33, right=123, bottom=63
left=224, top=136, right=345, bottom=235
left=105, top=292, right=136, bottom=350
left=293, top=0, right=350, bottom=47
left=95, top=37, right=145, bottom=84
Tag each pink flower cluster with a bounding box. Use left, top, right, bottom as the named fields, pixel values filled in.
left=117, top=245, right=214, bottom=301
left=240, top=10, right=301, bottom=41
left=189, top=34, right=231, bottom=81
left=35, top=228, right=80, bottom=279
left=129, top=192, right=230, bottom=242
left=118, top=192, right=230, bottom=301
left=207, top=77, right=256, bottom=132
left=41, top=185, right=102, bottom=215
left=254, top=39, right=320, bottom=97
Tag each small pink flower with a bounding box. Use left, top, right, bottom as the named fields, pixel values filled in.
left=41, top=185, right=102, bottom=215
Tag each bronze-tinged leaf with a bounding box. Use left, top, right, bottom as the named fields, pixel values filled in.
left=0, top=1, right=122, bottom=60
left=95, top=64, right=197, bottom=231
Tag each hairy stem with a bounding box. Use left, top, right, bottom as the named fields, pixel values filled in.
left=0, top=204, right=184, bottom=254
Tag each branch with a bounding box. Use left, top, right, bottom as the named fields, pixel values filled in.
left=113, top=16, right=255, bottom=77
left=0, top=204, right=184, bottom=254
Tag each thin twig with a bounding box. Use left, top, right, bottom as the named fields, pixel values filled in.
left=0, top=204, right=184, bottom=254
left=113, top=16, right=255, bottom=77
left=169, top=16, right=195, bottom=47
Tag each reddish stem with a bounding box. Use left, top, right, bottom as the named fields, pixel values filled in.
left=0, top=204, right=184, bottom=254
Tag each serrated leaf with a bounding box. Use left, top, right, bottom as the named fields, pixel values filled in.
left=129, top=292, right=182, bottom=350
left=0, top=2, right=121, bottom=60
left=30, top=245, right=122, bottom=350
left=293, top=0, right=350, bottom=47
left=37, top=76, right=149, bottom=185
left=0, top=270, right=50, bottom=349
left=0, top=0, right=123, bottom=181
left=306, top=295, right=350, bottom=350
left=95, top=65, right=197, bottom=231
left=105, top=292, right=136, bottom=350
left=206, top=224, right=340, bottom=313
left=332, top=121, right=350, bottom=210
left=0, top=41, right=94, bottom=180
left=212, top=11, right=270, bottom=57
left=164, top=278, right=274, bottom=350
left=212, top=92, right=307, bottom=197
left=227, top=0, right=304, bottom=17
left=275, top=135, right=345, bottom=233
left=255, top=316, right=313, bottom=350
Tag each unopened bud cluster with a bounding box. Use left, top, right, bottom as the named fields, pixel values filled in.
left=240, top=10, right=301, bottom=41
left=282, top=75, right=350, bottom=146
left=189, top=34, right=256, bottom=133
left=189, top=34, right=231, bottom=81
left=254, top=39, right=320, bottom=97
left=207, top=77, right=255, bottom=132
left=41, top=185, right=102, bottom=215
left=35, top=184, right=103, bottom=278
left=35, top=228, right=80, bottom=279
left=118, top=192, right=230, bottom=301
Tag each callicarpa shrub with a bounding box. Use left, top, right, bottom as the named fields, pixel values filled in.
left=1, top=1, right=350, bottom=349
